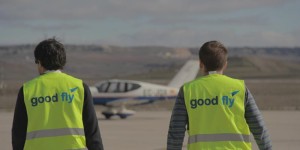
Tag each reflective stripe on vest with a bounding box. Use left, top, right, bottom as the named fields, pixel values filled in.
left=188, top=133, right=251, bottom=144
left=26, top=128, right=85, bottom=140
left=65, top=148, right=88, bottom=150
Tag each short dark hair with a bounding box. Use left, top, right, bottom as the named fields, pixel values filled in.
left=199, top=41, right=228, bottom=71
left=34, top=38, right=66, bottom=70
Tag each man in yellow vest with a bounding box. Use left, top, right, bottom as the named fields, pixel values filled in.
left=167, top=41, right=272, bottom=150
left=12, top=38, right=104, bottom=150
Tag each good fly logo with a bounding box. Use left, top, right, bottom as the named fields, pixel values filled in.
left=30, top=87, right=78, bottom=107
left=190, top=90, right=239, bottom=109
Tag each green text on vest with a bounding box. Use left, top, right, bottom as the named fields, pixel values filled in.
left=190, top=90, right=239, bottom=109
left=30, top=87, right=79, bottom=107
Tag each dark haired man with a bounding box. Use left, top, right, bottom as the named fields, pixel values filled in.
left=167, top=41, right=272, bottom=150
left=12, top=38, right=104, bottom=150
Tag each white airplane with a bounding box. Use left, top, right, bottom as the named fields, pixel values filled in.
left=89, top=60, right=199, bottom=119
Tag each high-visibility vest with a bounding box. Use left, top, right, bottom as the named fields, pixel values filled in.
left=23, top=72, right=86, bottom=150
left=183, top=74, right=251, bottom=150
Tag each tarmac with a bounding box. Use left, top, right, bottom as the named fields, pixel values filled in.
left=1, top=110, right=300, bottom=150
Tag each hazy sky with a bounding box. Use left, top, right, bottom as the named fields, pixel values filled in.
left=0, top=0, right=299, bottom=47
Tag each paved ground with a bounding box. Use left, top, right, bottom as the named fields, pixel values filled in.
left=1, top=110, right=300, bottom=150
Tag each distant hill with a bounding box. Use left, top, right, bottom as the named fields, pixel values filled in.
left=190, top=47, right=300, bottom=59
left=1, top=45, right=300, bottom=110
left=1, top=44, right=300, bottom=81
left=1, top=44, right=300, bottom=57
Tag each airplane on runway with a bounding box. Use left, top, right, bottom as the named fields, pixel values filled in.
left=89, top=60, right=199, bottom=119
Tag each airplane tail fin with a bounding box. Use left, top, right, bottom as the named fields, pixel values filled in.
left=168, top=60, right=199, bottom=88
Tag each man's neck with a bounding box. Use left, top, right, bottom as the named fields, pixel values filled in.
left=204, top=70, right=223, bottom=75
left=41, top=70, right=61, bottom=75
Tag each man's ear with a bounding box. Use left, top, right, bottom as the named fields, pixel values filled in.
left=37, top=62, right=46, bottom=75
left=199, top=60, right=206, bottom=73
left=199, top=60, right=204, bottom=69
left=223, top=61, right=228, bottom=70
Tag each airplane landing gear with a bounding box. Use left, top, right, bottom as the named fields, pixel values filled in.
left=117, top=105, right=135, bottom=119
left=102, top=112, right=114, bottom=119
left=101, top=105, right=135, bottom=119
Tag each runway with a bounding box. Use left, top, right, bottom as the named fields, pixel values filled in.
left=1, top=110, right=300, bottom=150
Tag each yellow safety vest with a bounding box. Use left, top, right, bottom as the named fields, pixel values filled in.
left=183, top=74, right=251, bottom=150
left=23, top=72, right=86, bottom=150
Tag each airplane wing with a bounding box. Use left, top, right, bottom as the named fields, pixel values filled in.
left=105, top=97, right=153, bottom=106
left=168, top=60, right=199, bottom=88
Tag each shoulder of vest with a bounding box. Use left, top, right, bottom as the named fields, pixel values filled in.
left=183, top=77, right=202, bottom=87
left=222, top=75, right=245, bottom=90
left=24, top=76, right=42, bottom=86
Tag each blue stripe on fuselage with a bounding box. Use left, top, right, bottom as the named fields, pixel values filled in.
left=93, top=96, right=176, bottom=105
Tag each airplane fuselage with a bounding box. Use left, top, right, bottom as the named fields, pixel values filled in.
left=90, top=79, right=178, bottom=106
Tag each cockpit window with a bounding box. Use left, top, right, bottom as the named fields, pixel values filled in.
left=96, top=81, right=141, bottom=93
left=96, top=82, right=109, bottom=92
left=126, top=83, right=141, bottom=91
left=127, top=83, right=133, bottom=91
left=107, top=82, right=118, bottom=93
left=119, top=82, right=126, bottom=92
